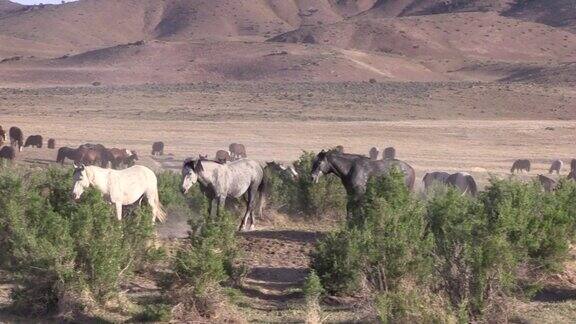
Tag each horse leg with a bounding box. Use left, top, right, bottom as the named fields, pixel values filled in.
left=115, top=203, right=123, bottom=221
left=241, top=185, right=258, bottom=231
left=217, top=196, right=226, bottom=217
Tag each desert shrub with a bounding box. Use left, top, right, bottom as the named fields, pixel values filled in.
left=293, top=151, right=346, bottom=216
left=311, top=228, right=365, bottom=294
left=303, top=270, right=324, bottom=324
left=359, top=169, right=431, bottom=292
left=312, top=169, right=429, bottom=295
left=174, top=208, right=238, bottom=294
left=0, top=167, right=155, bottom=316
left=375, top=288, right=457, bottom=324
left=134, top=303, right=172, bottom=322
left=482, top=178, right=576, bottom=270
left=263, top=163, right=299, bottom=212
left=426, top=188, right=516, bottom=320
left=157, top=170, right=206, bottom=214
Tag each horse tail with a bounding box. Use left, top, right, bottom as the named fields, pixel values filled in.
left=151, top=188, right=167, bottom=223
left=148, top=188, right=166, bottom=223
left=257, top=176, right=267, bottom=217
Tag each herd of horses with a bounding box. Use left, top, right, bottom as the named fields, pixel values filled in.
left=2, top=123, right=575, bottom=231
left=0, top=126, right=55, bottom=160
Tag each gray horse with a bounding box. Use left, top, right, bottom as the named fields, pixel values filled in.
left=383, top=147, right=396, bottom=160
left=311, top=150, right=415, bottom=215
left=229, top=143, right=247, bottom=161
left=423, top=172, right=478, bottom=196
left=422, top=171, right=451, bottom=191
left=369, top=147, right=379, bottom=160
left=511, top=159, right=531, bottom=173
left=446, top=172, right=478, bottom=196
left=181, top=158, right=265, bottom=231
left=538, top=174, right=557, bottom=192
left=549, top=159, right=563, bottom=174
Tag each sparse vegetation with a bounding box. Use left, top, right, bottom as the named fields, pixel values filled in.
left=312, top=169, right=576, bottom=322
left=0, top=167, right=155, bottom=318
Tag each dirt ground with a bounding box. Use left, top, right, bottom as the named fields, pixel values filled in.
left=1, top=82, right=576, bottom=322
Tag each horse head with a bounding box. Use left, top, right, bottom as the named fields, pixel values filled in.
left=311, top=150, right=329, bottom=183
left=71, top=163, right=89, bottom=200
left=181, top=158, right=199, bottom=194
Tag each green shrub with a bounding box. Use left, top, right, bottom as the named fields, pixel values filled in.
left=0, top=167, right=155, bottom=315
left=312, top=169, right=429, bottom=295
left=311, top=228, right=365, bottom=294
left=134, top=303, right=172, bottom=322
left=360, top=169, right=431, bottom=292
left=157, top=170, right=206, bottom=223
left=427, top=188, right=516, bottom=319
left=375, top=289, right=457, bottom=324
left=293, top=151, right=346, bottom=217
left=174, top=208, right=238, bottom=294
left=263, top=163, right=299, bottom=212
left=482, top=178, right=576, bottom=270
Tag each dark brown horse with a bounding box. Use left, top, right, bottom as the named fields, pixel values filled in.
left=9, top=127, right=23, bottom=152
left=383, top=147, right=396, bottom=160
left=108, top=148, right=138, bottom=169
left=0, top=126, right=6, bottom=146
left=215, top=150, right=231, bottom=164
left=0, top=146, right=15, bottom=163
left=24, top=135, right=43, bottom=148
left=78, top=144, right=112, bottom=168
left=369, top=147, right=379, bottom=160
left=57, top=147, right=82, bottom=165
left=152, top=141, right=164, bottom=156
left=511, top=159, right=531, bottom=173
left=47, top=138, right=56, bottom=149
left=229, top=143, right=247, bottom=161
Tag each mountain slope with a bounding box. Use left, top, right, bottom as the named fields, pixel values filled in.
left=0, top=0, right=379, bottom=59
left=271, top=12, right=576, bottom=63
left=0, top=40, right=447, bottom=86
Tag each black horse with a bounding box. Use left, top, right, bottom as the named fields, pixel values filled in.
left=311, top=150, right=415, bottom=217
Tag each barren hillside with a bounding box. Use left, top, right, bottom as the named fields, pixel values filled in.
left=0, top=0, right=574, bottom=86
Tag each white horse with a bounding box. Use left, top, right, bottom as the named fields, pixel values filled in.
left=182, top=158, right=265, bottom=231
left=72, top=164, right=167, bottom=223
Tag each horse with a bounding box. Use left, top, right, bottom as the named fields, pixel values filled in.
left=311, top=150, right=415, bottom=216
left=229, top=143, right=247, bottom=161
left=215, top=150, right=231, bottom=164
left=108, top=148, right=138, bottom=169
left=72, top=164, right=166, bottom=223
left=549, top=159, right=563, bottom=174
left=181, top=158, right=265, bottom=231
left=9, top=127, right=23, bottom=152
left=78, top=144, right=112, bottom=168
left=446, top=172, right=478, bottom=197
left=24, top=135, right=43, bottom=148
left=0, top=126, right=6, bottom=145
left=57, top=147, right=83, bottom=165
left=383, top=147, right=396, bottom=160
left=511, top=159, right=530, bottom=173
left=369, top=147, right=380, bottom=160
left=422, top=171, right=451, bottom=191
left=47, top=138, right=56, bottom=149
left=571, top=159, right=576, bottom=173
left=334, top=145, right=344, bottom=153
left=538, top=174, right=557, bottom=193
left=152, top=141, right=164, bottom=156
left=0, top=146, right=15, bottom=163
